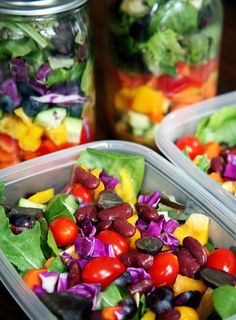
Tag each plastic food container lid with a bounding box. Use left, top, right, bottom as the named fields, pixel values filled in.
left=0, top=140, right=236, bottom=320
left=0, top=0, right=87, bottom=16
left=156, top=91, right=236, bottom=216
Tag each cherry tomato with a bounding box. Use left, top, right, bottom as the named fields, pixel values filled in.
left=206, top=248, right=236, bottom=275
left=176, top=135, right=203, bottom=160
left=148, top=252, right=179, bottom=287
left=82, top=257, right=126, bottom=288
left=80, top=125, right=89, bottom=145
left=71, top=183, right=93, bottom=203
left=97, top=230, right=129, bottom=257
left=49, top=216, right=78, bottom=247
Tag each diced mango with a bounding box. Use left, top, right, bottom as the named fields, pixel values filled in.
left=173, top=275, right=207, bottom=296
left=0, top=115, right=28, bottom=139
left=28, top=188, right=54, bottom=204
left=45, top=123, right=67, bottom=146
left=173, top=213, right=209, bottom=246
left=19, top=137, right=41, bottom=152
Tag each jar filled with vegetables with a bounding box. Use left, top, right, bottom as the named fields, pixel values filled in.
left=0, top=0, right=95, bottom=168
left=105, top=0, right=223, bottom=147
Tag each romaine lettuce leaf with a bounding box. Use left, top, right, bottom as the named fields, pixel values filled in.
left=141, top=29, right=185, bottom=76
left=196, top=106, right=236, bottom=145
left=0, top=207, right=46, bottom=273
left=0, top=181, right=4, bottom=202
left=76, top=149, right=145, bottom=196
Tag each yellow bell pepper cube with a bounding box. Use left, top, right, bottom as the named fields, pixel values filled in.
left=45, top=123, right=67, bottom=146
left=114, top=87, right=135, bottom=111
left=128, top=228, right=141, bottom=250
left=173, top=275, right=207, bottom=296
left=131, top=86, right=162, bottom=114
left=175, top=306, right=199, bottom=320
left=173, top=213, right=209, bottom=246
left=19, top=136, right=42, bottom=152
left=0, top=115, right=28, bottom=139
left=141, top=310, right=156, bottom=320
left=28, top=188, right=54, bottom=204
left=197, top=288, right=214, bottom=320
left=114, top=169, right=136, bottom=205
left=14, top=108, right=33, bottom=126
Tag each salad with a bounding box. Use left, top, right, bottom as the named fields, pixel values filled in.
left=105, top=0, right=222, bottom=146
left=1, top=148, right=236, bottom=320
left=0, top=5, right=95, bottom=168
left=176, top=105, right=236, bottom=197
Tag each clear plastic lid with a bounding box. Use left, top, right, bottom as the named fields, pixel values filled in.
left=156, top=91, right=236, bottom=216
left=0, top=140, right=236, bottom=319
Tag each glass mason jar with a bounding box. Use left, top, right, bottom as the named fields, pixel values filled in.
left=105, top=0, right=223, bottom=147
left=0, top=0, right=95, bottom=168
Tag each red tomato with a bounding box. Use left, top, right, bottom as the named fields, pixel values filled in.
left=148, top=252, right=179, bottom=287
left=176, top=135, right=203, bottom=160
left=206, top=248, right=236, bottom=275
left=80, top=125, right=89, bottom=145
left=0, top=133, right=18, bottom=153
left=37, top=139, right=57, bottom=155
left=49, top=216, right=78, bottom=247
left=97, top=230, right=129, bottom=257
left=82, top=257, right=126, bottom=288
left=71, top=183, right=93, bottom=203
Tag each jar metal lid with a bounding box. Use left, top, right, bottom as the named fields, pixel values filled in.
left=0, top=0, right=87, bottom=16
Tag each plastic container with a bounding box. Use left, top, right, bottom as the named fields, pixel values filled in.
left=104, top=0, right=223, bottom=147
left=0, top=0, right=95, bottom=169
left=156, top=91, right=236, bottom=215
left=0, top=140, right=236, bottom=319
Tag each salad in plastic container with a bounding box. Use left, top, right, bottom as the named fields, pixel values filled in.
left=0, top=141, right=236, bottom=320
left=156, top=91, right=236, bottom=215
left=105, top=0, right=223, bottom=147
left=0, top=0, right=95, bottom=168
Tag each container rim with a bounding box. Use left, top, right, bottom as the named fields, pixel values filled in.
left=0, top=0, right=87, bottom=16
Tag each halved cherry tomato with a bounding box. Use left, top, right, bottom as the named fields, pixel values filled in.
left=82, top=257, right=126, bottom=288
left=148, top=252, right=179, bottom=287
left=97, top=230, right=129, bottom=257
left=176, top=135, right=203, bottom=160
left=49, top=216, right=78, bottom=247
left=0, top=133, right=19, bottom=153
left=206, top=248, right=236, bottom=275
left=71, top=183, right=93, bottom=203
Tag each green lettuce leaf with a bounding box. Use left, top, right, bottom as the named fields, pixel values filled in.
left=76, top=149, right=145, bottom=196
left=81, top=59, right=94, bottom=96
left=141, top=29, right=185, bottom=76
left=45, top=194, right=78, bottom=224
left=0, top=207, right=46, bottom=273
left=100, top=284, right=128, bottom=307
left=48, top=256, right=67, bottom=273
left=0, top=38, right=36, bottom=58
left=213, top=285, right=236, bottom=319
left=196, top=106, right=236, bottom=145
left=149, top=0, right=198, bottom=35
left=195, top=155, right=210, bottom=173
left=15, top=22, right=48, bottom=48
left=39, top=218, right=58, bottom=259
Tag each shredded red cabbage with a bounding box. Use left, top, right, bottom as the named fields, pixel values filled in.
left=100, top=170, right=119, bottom=190
left=138, top=191, right=161, bottom=207
left=1, top=79, right=20, bottom=106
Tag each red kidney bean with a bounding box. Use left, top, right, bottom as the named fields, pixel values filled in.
left=177, top=248, right=200, bottom=278
left=128, top=279, right=153, bottom=295
left=67, top=261, right=81, bottom=288
left=113, top=218, right=136, bottom=237
left=96, top=221, right=113, bottom=232
left=120, top=252, right=154, bottom=269
left=183, top=236, right=207, bottom=267
left=75, top=205, right=97, bottom=224
left=135, top=203, right=159, bottom=221
left=98, top=203, right=133, bottom=221
left=210, top=157, right=225, bottom=176
left=156, top=309, right=181, bottom=320
left=72, top=166, right=100, bottom=189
